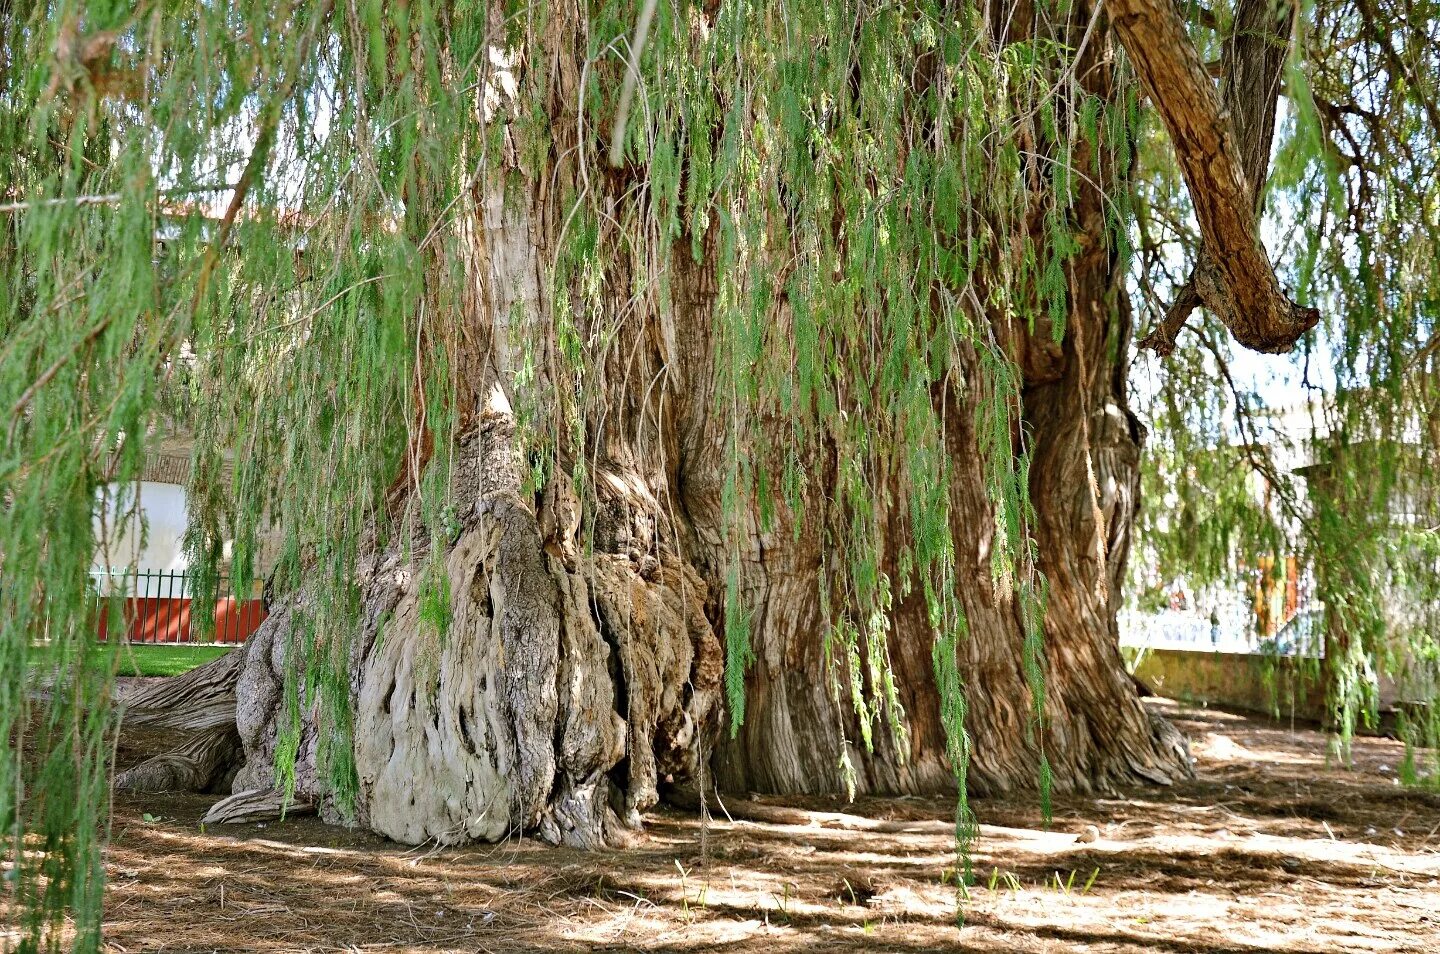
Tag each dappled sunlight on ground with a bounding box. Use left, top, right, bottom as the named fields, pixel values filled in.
left=102, top=700, right=1439, bottom=952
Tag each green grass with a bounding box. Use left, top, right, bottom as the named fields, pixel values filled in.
left=29, top=642, right=236, bottom=678
left=94, top=643, right=235, bottom=677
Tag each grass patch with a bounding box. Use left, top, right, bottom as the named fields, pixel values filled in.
left=96, top=643, right=234, bottom=678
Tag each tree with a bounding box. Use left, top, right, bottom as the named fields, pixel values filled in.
left=3, top=1, right=1436, bottom=949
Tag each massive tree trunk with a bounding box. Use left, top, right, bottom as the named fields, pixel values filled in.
left=136, top=3, right=1196, bottom=848
left=712, top=10, right=1189, bottom=797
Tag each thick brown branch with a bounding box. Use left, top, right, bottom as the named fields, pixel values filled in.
left=1109, top=0, right=1318, bottom=354
left=1137, top=281, right=1200, bottom=356
left=1220, top=0, right=1289, bottom=210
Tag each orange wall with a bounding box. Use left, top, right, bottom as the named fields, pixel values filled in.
left=96, top=597, right=266, bottom=644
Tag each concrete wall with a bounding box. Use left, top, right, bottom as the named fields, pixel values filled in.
left=94, top=481, right=191, bottom=579
left=1133, top=648, right=1418, bottom=723
left=1133, top=649, right=1329, bottom=722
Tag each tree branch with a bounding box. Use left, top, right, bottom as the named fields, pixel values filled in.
left=1110, top=0, right=1319, bottom=355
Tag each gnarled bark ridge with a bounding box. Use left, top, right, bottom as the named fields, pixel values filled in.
left=215, top=409, right=722, bottom=848
left=119, top=4, right=1193, bottom=848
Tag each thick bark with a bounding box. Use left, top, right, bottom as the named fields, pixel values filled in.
left=181, top=5, right=1192, bottom=847
left=203, top=788, right=315, bottom=825
left=218, top=417, right=722, bottom=847
left=110, top=652, right=245, bottom=794
left=1111, top=0, right=1319, bottom=355
left=714, top=5, right=1191, bottom=799
left=211, top=155, right=727, bottom=846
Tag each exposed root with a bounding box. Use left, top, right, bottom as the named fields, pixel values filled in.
left=116, top=649, right=241, bottom=731
left=202, top=788, right=316, bottom=825
left=114, top=724, right=241, bottom=793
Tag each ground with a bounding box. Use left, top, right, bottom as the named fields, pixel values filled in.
left=103, top=699, right=1439, bottom=953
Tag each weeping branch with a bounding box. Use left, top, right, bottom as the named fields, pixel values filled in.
left=608, top=0, right=659, bottom=167
left=1110, top=0, right=1320, bottom=355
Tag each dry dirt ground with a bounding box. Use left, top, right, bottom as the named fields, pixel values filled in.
left=102, top=699, right=1440, bottom=953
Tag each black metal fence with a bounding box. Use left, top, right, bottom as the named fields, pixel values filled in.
left=90, top=568, right=265, bottom=645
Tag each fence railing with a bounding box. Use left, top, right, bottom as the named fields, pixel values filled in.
left=90, top=568, right=266, bottom=645
left=1118, top=606, right=1324, bottom=657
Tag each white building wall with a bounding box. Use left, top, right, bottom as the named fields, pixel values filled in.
left=93, top=482, right=190, bottom=597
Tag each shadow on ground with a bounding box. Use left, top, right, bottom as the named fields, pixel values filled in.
left=103, top=699, right=1440, bottom=952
